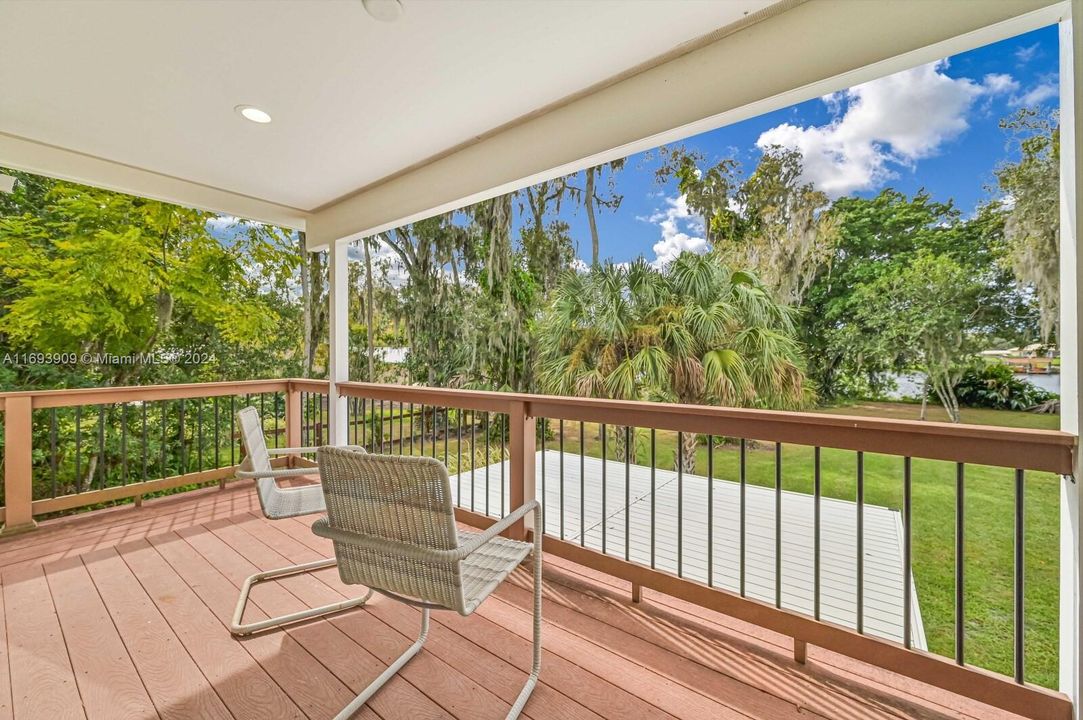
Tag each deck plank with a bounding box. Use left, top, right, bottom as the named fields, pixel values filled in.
left=142, top=529, right=361, bottom=720
left=114, top=539, right=305, bottom=720
left=81, top=547, right=234, bottom=720
left=177, top=521, right=437, bottom=720
left=43, top=556, right=158, bottom=720
left=3, top=564, right=85, bottom=720
left=209, top=516, right=516, bottom=720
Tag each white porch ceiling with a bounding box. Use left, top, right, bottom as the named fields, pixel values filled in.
left=0, top=0, right=772, bottom=217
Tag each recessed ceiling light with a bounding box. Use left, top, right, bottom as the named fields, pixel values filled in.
left=235, top=105, right=272, bottom=124
left=362, top=0, right=404, bottom=22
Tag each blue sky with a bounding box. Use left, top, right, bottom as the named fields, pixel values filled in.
left=541, top=23, right=1060, bottom=267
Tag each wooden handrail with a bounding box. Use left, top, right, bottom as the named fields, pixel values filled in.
left=0, top=378, right=292, bottom=410
left=338, top=381, right=1076, bottom=475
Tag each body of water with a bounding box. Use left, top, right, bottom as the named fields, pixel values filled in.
left=887, top=372, right=1060, bottom=399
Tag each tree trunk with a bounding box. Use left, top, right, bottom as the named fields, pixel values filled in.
left=676, top=432, right=698, bottom=475
left=363, top=238, right=375, bottom=382
left=919, top=376, right=929, bottom=421
left=585, top=167, right=600, bottom=267
left=611, top=425, right=636, bottom=465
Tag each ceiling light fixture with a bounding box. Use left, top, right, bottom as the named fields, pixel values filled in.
left=362, top=0, right=404, bottom=23
left=235, top=105, right=272, bottom=124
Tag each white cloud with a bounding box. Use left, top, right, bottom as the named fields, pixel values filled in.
left=1016, top=43, right=1040, bottom=64
left=756, top=61, right=1010, bottom=197
left=1010, top=81, right=1058, bottom=107
left=982, top=73, right=1020, bottom=96
left=644, top=194, right=708, bottom=268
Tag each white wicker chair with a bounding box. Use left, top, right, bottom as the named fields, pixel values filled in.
left=230, top=406, right=372, bottom=636
left=313, top=445, right=542, bottom=720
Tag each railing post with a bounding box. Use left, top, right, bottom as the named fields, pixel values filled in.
left=508, top=401, right=536, bottom=540
left=286, top=382, right=302, bottom=467
left=2, top=395, right=37, bottom=535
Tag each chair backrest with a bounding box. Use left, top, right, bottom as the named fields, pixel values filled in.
left=317, top=446, right=465, bottom=611
left=236, top=406, right=276, bottom=512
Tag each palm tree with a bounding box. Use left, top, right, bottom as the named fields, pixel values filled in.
left=537, top=253, right=808, bottom=473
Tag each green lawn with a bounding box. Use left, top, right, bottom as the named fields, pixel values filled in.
left=366, top=401, right=1063, bottom=688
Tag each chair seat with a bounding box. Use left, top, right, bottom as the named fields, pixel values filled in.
left=458, top=530, right=532, bottom=615
left=263, top=482, right=327, bottom=519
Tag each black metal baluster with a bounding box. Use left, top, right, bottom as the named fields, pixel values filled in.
left=121, top=403, right=128, bottom=485
left=541, top=419, right=547, bottom=534
left=410, top=403, right=415, bottom=455
left=500, top=414, right=505, bottom=513
left=361, top=398, right=367, bottom=449
left=650, top=428, right=656, bottom=569
left=75, top=406, right=82, bottom=493
left=814, top=447, right=822, bottom=620
left=1014, top=468, right=1025, bottom=683
left=580, top=422, right=585, bottom=548
left=381, top=400, right=386, bottom=453
left=160, top=402, right=167, bottom=479
left=197, top=398, right=204, bottom=471
left=50, top=408, right=58, bottom=498
left=739, top=438, right=746, bottom=597
left=435, top=407, right=441, bottom=462
left=774, top=442, right=781, bottom=607
left=470, top=410, right=476, bottom=511
left=857, top=450, right=864, bottom=631
left=141, top=403, right=149, bottom=482
left=625, top=426, right=631, bottom=562
left=230, top=397, right=236, bottom=465
left=559, top=419, right=565, bottom=540
left=97, top=405, right=106, bottom=489
left=421, top=404, right=426, bottom=456
left=457, top=409, right=463, bottom=504
left=956, top=462, right=965, bottom=665
left=903, top=456, right=912, bottom=648
left=178, top=399, right=186, bottom=473
left=601, top=424, right=608, bottom=554
left=484, top=412, right=490, bottom=516
left=273, top=394, right=279, bottom=449
left=707, top=435, right=714, bottom=587
left=214, top=396, right=220, bottom=467
left=677, top=431, right=683, bottom=578
left=444, top=408, right=449, bottom=468
left=399, top=402, right=404, bottom=453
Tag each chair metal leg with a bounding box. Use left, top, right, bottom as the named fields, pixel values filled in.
left=506, top=524, right=543, bottom=720
left=334, top=608, right=430, bottom=720
left=230, top=557, right=373, bottom=636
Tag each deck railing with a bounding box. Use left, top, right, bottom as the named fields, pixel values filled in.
left=0, top=378, right=1077, bottom=720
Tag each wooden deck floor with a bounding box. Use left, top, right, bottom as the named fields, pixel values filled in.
left=0, top=481, right=1029, bottom=720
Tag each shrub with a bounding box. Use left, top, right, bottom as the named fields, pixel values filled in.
left=953, top=362, right=1057, bottom=411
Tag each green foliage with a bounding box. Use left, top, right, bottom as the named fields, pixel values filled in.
left=801, top=190, right=1037, bottom=401
left=995, top=108, right=1059, bottom=341
left=954, top=362, right=1056, bottom=411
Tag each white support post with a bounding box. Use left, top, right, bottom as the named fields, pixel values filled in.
left=1060, top=7, right=1082, bottom=717
left=328, top=239, right=349, bottom=445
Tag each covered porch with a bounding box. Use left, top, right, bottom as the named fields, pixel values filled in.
left=2, top=0, right=1083, bottom=719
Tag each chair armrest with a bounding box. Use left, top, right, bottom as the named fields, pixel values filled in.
left=236, top=466, right=318, bottom=480
left=266, top=446, right=320, bottom=455
left=267, top=444, right=367, bottom=456
left=455, top=500, right=540, bottom=557
left=311, top=499, right=541, bottom=564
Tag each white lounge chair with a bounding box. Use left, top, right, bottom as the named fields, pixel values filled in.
left=230, top=406, right=372, bottom=636
left=312, top=445, right=542, bottom=720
